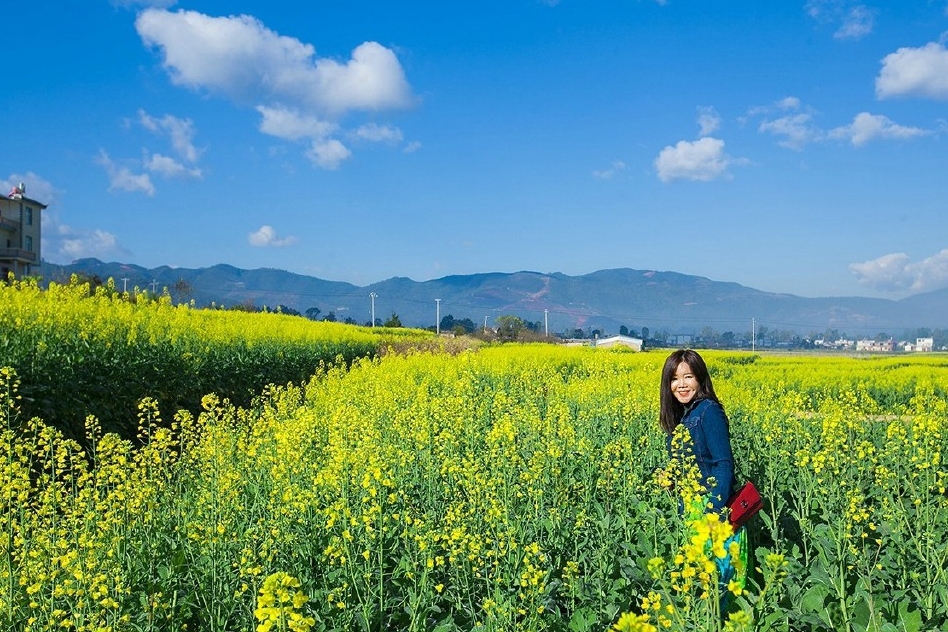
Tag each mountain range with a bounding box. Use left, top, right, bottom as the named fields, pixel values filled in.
left=38, top=258, right=948, bottom=337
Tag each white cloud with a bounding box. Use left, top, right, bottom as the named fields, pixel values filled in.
left=135, top=9, right=415, bottom=171
left=60, top=229, right=123, bottom=260
left=135, top=9, right=413, bottom=114
left=403, top=140, right=422, bottom=153
left=138, top=109, right=201, bottom=162
left=100, top=110, right=202, bottom=191
left=697, top=106, right=721, bottom=136
left=746, top=96, right=802, bottom=119
left=749, top=97, right=825, bottom=149
left=306, top=139, right=352, bottom=170
left=248, top=225, right=298, bottom=247
left=96, top=150, right=156, bottom=196
left=776, top=96, right=801, bottom=110
left=42, top=212, right=128, bottom=262
left=850, top=249, right=948, bottom=293
left=805, top=0, right=829, bottom=19
left=256, top=105, right=336, bottom=141
left=654, top=137, right=732, bottom=183
left=753, top=97, right=926, bottom=150
left=828, top=112, right=930, bottom=146
left=355, top=123, right=403, bottom=143
left=303, top=41, right=413, bottom=113
left=876, top=42, right=948, bottom=100
left=805, top=1, right=874, bottom=40
left=758, top=112, right=823, bottom=150
left=144, top=153, right=203, bottom=178
left=592, top=160, right=627, bottom=180
left=834, top=6, right=875, bottom=40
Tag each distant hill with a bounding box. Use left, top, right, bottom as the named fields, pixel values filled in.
left=38, top=259, right=948, bottom=337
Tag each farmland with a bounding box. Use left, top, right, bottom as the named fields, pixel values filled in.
left=2, top=278, right=947, bottom=631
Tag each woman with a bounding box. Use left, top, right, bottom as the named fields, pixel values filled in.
left=659, top=348, right=734, bottom=512
left=658, top=349, right=748, bottom=608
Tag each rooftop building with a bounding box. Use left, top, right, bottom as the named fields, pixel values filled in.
left=0, top=183, right=45, bottom=278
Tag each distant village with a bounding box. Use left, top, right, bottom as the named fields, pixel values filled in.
left=819, top=336, right=938, bottom=353
left=563, top=333, right=944, bottom=354
left=671, top=334, right=943, bottom=353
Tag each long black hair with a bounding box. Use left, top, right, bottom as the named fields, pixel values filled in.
left=659, top=349, right=722, bottom=434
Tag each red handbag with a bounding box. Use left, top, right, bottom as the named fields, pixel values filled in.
left=725, top=481, right=762, bottom=531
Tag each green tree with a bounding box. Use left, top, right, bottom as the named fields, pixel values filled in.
left=274, top=305, right=300, bottom=316
left=441, top=314, right=475, bottom=334
left=495, top=315, right=525, bottom=342
left=698, top=326, right=717, bottom=346
left=383, top=312, right=402, bottom=328
left=172, top=278, right=193, bottom=303
left=305, top=307, right=322, bottom=320
left=440, top=314, right=457, bottom=332
left=455, top=317, right=475, bottom=334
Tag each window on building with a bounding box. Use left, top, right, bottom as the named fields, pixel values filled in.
left=25, top=236, right=33, bottom=252
left=25, top=207, right=33, bottom=226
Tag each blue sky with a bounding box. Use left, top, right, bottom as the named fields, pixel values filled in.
left=4, top=0, right=948, bottom=299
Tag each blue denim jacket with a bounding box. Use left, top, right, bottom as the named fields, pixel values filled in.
left=668, top=398, right=735, bottom=513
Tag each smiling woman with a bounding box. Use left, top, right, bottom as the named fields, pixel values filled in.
left=656, top=348, right=748, bottom=617
left=659, top=349, right=733, bottom=512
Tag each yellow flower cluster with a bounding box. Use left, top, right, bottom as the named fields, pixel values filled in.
left=254, top=572, right=314, bottom=632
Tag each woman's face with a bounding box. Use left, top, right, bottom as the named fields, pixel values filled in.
left=670, top=361, right=699, bottom=404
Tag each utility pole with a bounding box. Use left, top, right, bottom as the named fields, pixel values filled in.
left=544, top=309, right=549, bottom=337
left=435, top=298, right=441, bottom=335
left=370, top=292, right=377, bottom=327
left=150, top=280, right=158, bottom=294
left=121, top=277, right=129, bottom=293
left=752, top=318, right=756, bottom=352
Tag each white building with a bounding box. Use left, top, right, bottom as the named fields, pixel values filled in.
left=593, top=335, right=644, bottom=351
left=904, top=337, right=934, bottom=352
left=856, top=339, right=894, bottom=352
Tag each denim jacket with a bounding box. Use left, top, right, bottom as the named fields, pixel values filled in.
left=668, top=398, right=735, bottom=513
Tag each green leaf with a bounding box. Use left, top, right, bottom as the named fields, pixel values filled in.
left=801, top=584, right=830, bottom=614
left=568, top=607, right=598, bottom=632
left=431, top=617, right=456, bottom=632
left=757, top=610, right=790, bottom=632
left=896, top=599, right=922, bottom=632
